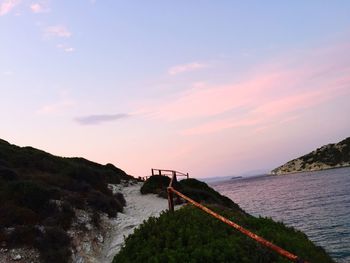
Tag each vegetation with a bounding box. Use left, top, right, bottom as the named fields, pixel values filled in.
left=140, top=175, right=171, bottom=198
left=0, top=138, right=132, bottom=262
left=141, top=175, right=241, bottom=210
left=114, top=205, right=334, bottom=263
left=115, top=175, right=335, bottom=263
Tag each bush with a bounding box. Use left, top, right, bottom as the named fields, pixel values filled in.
left=140, top=175, right=171, bottom=198
left=91, top=211, right=101, bottom=228
left=0, top=204, right=39, bottom=227
left=5, top=225, right=38, bottom=247
left=141, top=176, right=241, bottom=210
left=66, top=192, right=85, bottom=209
left=0, top=167, right=18, bottom=181
left=87, top=190, right=123, bottom=217
left=5, top=180, right=51, bottom=212
left=115, top=192, right=126, bottom=207
left=113, top=206, right=334, bottom=263
left=43, top=202, right=75, bottom=230
left=179, top=179, right=241, bottom=210
left=35, top=227, right=71, bottom=263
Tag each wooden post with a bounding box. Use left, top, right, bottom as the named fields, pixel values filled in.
left=159, top=170, right=162, bottom=176
left=151, top=169, right=154, bottom=176
left=187, top=173, right=189, bottom=179
left=167, top=187, right=174, bottom=212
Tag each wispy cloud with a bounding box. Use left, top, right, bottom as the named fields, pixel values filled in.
left=37, top=90, right=75, bottom=114
left=139, top=40, right=350, bottom=135
left=75, top=114, right=130, bottom=125
left=2, top=70, right=14, bottom=75
left=37, top=99, right=75, bottom=114
left=30, top=1, right=50, bottom=13
left=0, top=0, right=20, bottom=16
left=168, top=62, right=208, bottom=75
left=56, top=43, right=75, bottom=53
left=44, top=25, right=71, bottom=38
left=63, top=47, right=74, bottom=52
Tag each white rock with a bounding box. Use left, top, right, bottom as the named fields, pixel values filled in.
left=12, top=254, right=22, bottom=260
left=97, top=234, right=104, bottom=243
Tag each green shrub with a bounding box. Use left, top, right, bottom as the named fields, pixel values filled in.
left=140, top=175, right=171, bottom=198
left=35, top=227, right=71, bottom=263
left=5, top=225, right=38, bottom=247
left=0, top=167, right=18, bottom=181
left=5, top=180, right=52, bottom=212
left=113, top=206, right=334, bottom=263
left=43, top=202, right=75, bottom=230
left=141, top=176, right=241, bottom=210
left=179, top=179, right=241, bottom=210
left=66, top=192, right=86, bottom=209
left=0, top=204, right=39, bottom=227
left=87, top=190, right=123, bottom=217
left=125, top=177, right=334, bottom=263
left=115, top=192, right=126, bottom=207
left=91, top=211, right=101, bottom=228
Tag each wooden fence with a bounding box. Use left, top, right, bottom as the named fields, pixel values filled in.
left=139, top=168, right=189, bottom=181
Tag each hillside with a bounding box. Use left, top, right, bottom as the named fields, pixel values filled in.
left=0, top=139, right=337, bottom=262
left=0, top=139, right=133, bottom=262
left=271, top=137, right=350, bottom=175
left=113, top=176, right=334, bottom=263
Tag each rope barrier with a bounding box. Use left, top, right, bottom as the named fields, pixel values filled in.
left=167, top=174, right=308, bottom=263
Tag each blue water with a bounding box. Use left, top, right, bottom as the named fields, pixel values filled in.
left=211, top=167, right=350, bottom=263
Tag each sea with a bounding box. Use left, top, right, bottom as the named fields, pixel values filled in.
left=211, top=167, right=350, bottom=263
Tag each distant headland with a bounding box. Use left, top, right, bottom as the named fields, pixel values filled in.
left=271, top=137, right=350, bottom=175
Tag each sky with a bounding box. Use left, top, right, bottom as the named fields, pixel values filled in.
left=1, top=1, right=350, bottom=178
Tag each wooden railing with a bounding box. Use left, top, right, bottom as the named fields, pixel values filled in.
left=139, top=169, right=189, bottom=181
left=151, top=168, right=189, bottom=178
left=166, top=173, right=308, bottom=263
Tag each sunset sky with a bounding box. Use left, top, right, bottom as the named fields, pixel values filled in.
left=1, top=1, right=350, bottom=178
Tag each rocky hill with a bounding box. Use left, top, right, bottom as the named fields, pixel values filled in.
left=0, top=138, right=336, bottom=262
left=271, top=137, right=350, bottom=175
left=0, top=138, right=133, bottom=263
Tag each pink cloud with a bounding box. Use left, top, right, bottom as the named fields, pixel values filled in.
left=30, top=2, right=50, bottom=13
left=180, top=74, right=350, bottom=136
left=181, top=117, right=262, bottom=136
left=168, top=62, right=208, bottom=75
left=148, top=71, right=291, bottom=121
left=44, top=25, right=71, bottom=38
left=138, top=40, right=350, bottom=136
left=0, top=0, right=20, bottom=16
left=37, top=99, right=75, bottom=114
left=56, top=44, right=75, bottom=53
left=37, top=91, right=75, bottom=115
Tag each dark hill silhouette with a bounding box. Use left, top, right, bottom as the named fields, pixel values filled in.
left=0, top=138, right=133, bottom=262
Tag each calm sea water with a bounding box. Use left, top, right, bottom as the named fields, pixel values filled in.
left=211, top=167, right=350, bottom=263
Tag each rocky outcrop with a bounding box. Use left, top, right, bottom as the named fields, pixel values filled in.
left=271, top=137, right=350, bottom=175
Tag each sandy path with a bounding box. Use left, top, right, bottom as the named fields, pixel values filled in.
left=97, top=183, right=169, bottom=263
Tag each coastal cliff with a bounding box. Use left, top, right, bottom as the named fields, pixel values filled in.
left=0, top=139, right=335, bottom=262
left=271, top=137, right=350, bottom=175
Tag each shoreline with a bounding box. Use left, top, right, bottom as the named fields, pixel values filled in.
left=270, top=164, right=350, bottom=176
